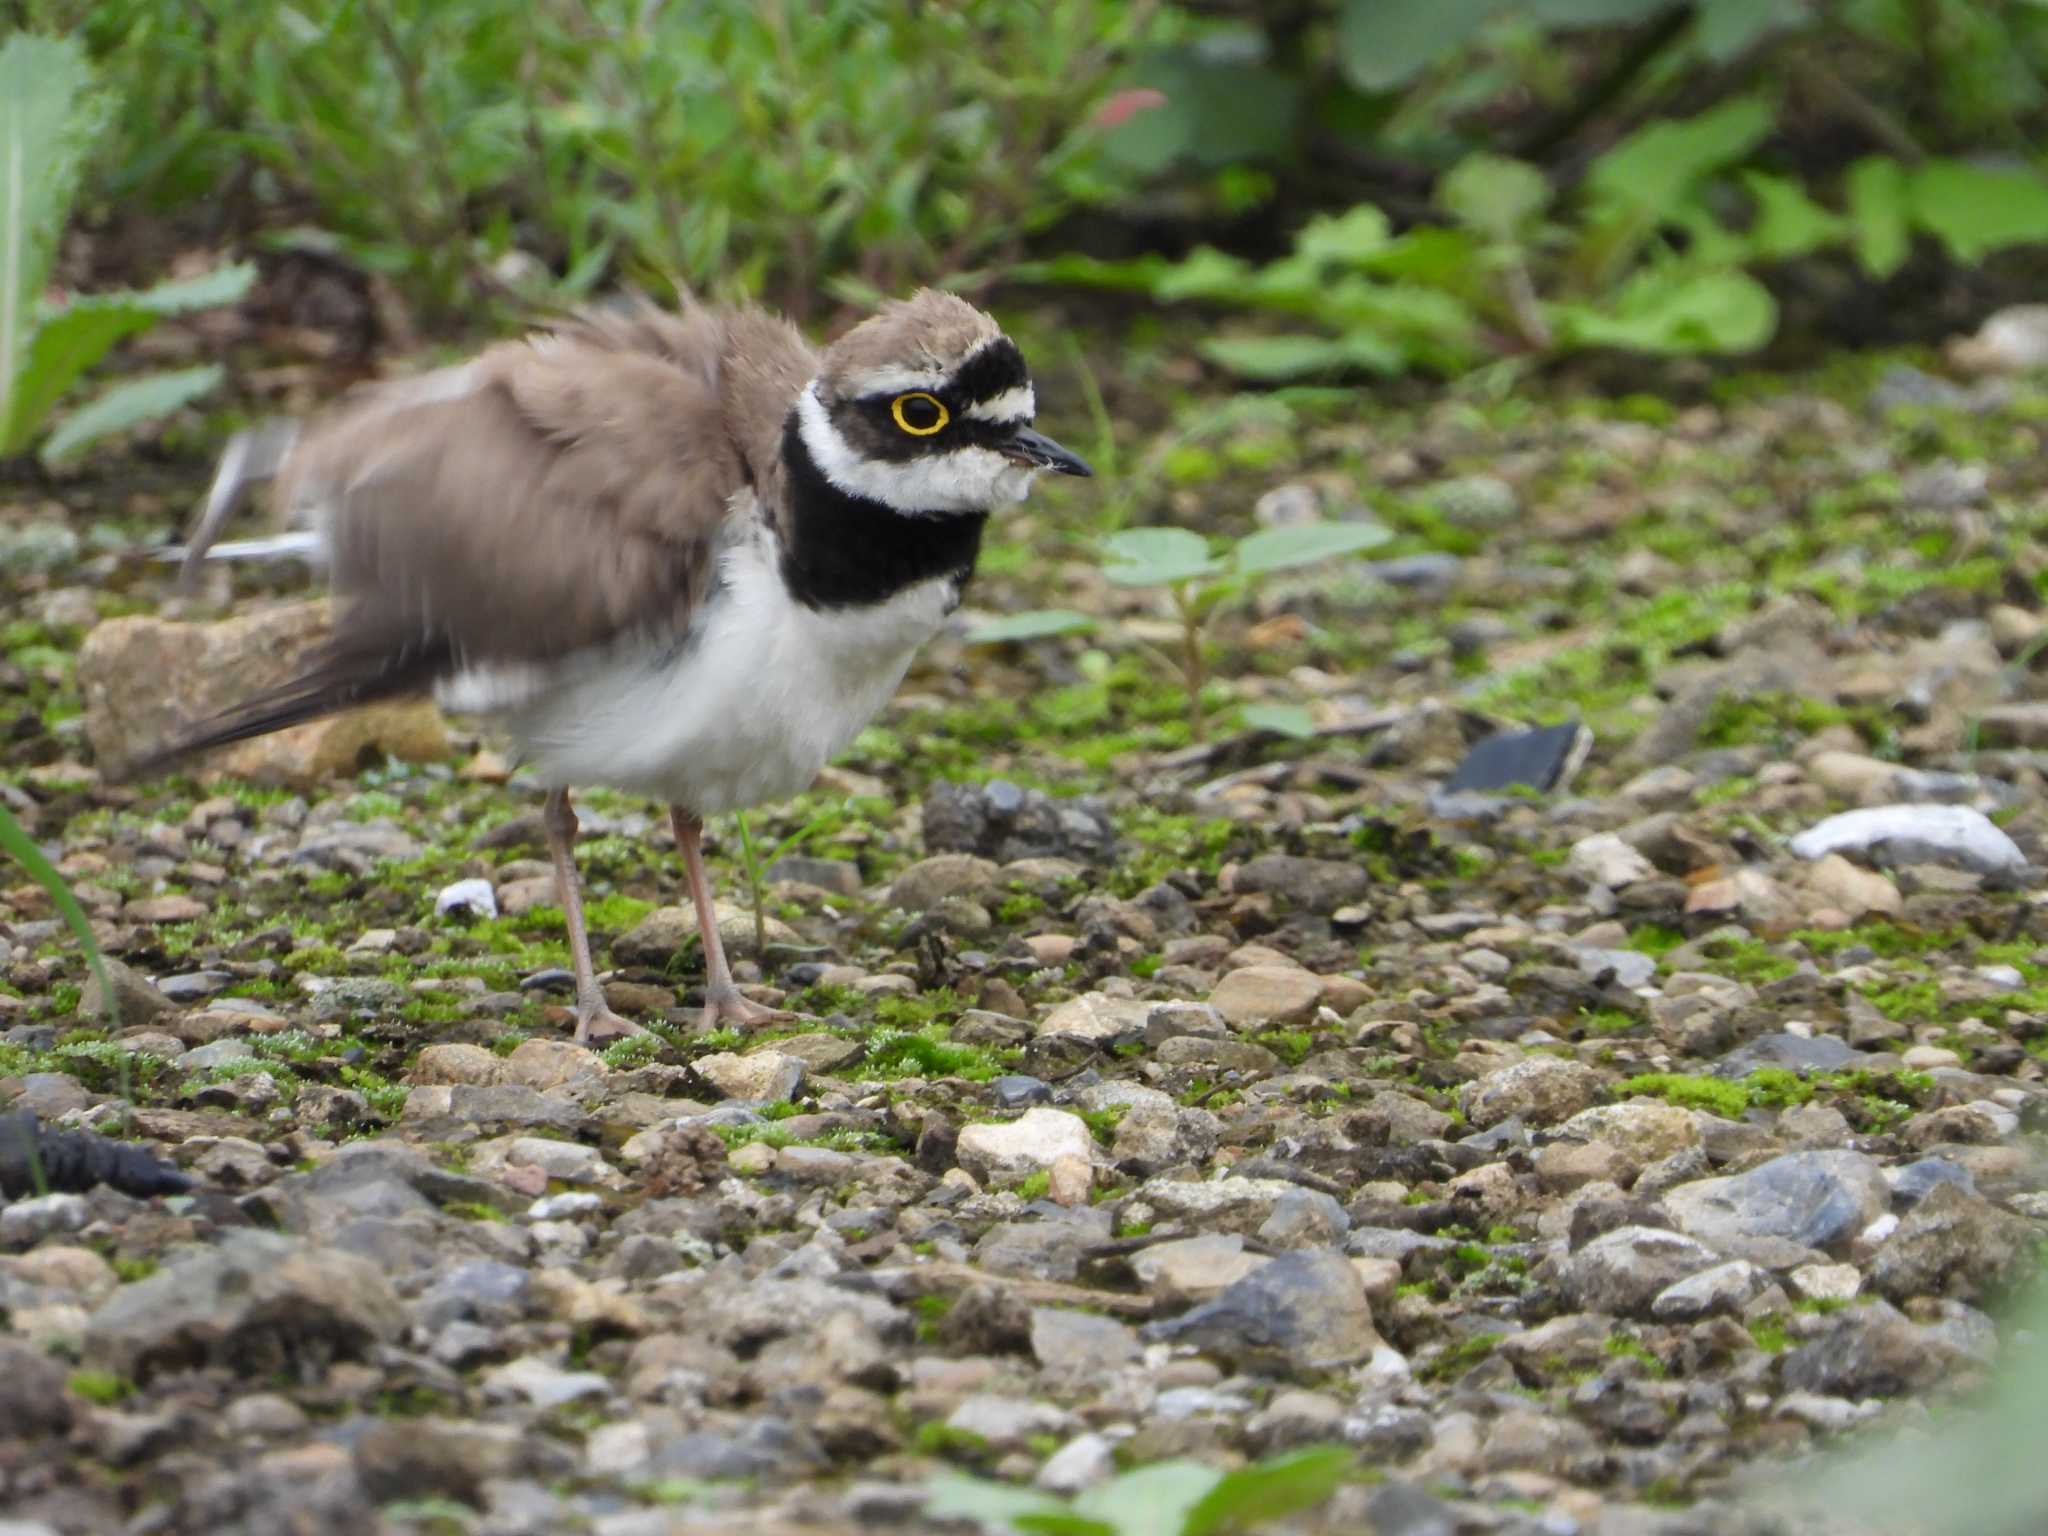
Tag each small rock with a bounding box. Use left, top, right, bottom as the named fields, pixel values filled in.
left=1789, top=804, right=2027, bottom=877
left=1651, top=1259, right=1775, bottom=1321
left=435, top=879, right=498, bottom=920
left=888, top=853, right=999, bottom=910
left=1663, top=1150, right=1889, bottom=1251
left=78, top=958, right=173, bottom=1029
left=1568, top=833, right=1658, bottom=888
left=1130, top=1234, right=1270, bottom=1306
left=1142, top=1248, right=1379, bottom=1372
left=1207, top=965, right=1323, bottom=1026
left=693, top=1051, right=804, bottom=1103
left=1463, top=1055, right=1605, bottom=1129
left=1034, top=992, right=1148, bottom=1042
left=955, top=1108, right=1094, bottom=1185
left=1867, top=1182, right=2033, bottom=1304
left=1561, top=1226, right=1723, bottom=1318
left=1803, top=853, right=1903, bottom=918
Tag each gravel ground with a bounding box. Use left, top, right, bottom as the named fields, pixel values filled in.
left=2, top=353, right=2047, bottom=1535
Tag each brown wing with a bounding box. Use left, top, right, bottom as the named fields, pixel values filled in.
left=138, top=301, right=810, bottom=773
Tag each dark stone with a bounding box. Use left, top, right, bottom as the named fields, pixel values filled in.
left=0, top=1338, right=72, bottom=1438
left=991, top=1075, right=1052, bottom=1110
left=921, top=779, right=1116, bottom=865
left=1141, top=1248, right=1377, bottom=1371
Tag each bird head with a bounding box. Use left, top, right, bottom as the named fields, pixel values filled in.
left=797, top=289, right=1091, bottom=515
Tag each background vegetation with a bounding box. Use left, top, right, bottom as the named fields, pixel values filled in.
left=12, top=0, right=2048, bottom=358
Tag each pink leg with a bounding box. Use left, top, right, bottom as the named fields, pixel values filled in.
left=542, top=788, right=645, bottom=1044
left=670, top=806, right=784, bottom=1031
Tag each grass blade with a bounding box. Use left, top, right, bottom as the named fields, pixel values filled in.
left=0, top=802, right=117, bottom=1031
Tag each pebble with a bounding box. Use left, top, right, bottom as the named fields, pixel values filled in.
left=1789, top=804, right=2027, bottom=877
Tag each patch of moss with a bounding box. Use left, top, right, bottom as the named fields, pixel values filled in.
left=1615, top=1072, right=1749, bottom=1119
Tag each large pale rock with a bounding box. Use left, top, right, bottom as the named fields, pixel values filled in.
left=1789, top=804, right=2026, bottom=877
left=1142, top=1249, right=1379, bottom=1371
left=1560, top=1226, right=1722, bottom=1318
left=693, top=1051, right=804, bottom=1103
left=1555, top=1102, right=1701, bottom=1171
left=955, top=1107, right=1094, bottom=1185
left=1034, top=992, right=1149, bottom=1042
left=1207, top=965, right=1322, bottom=1026
left=79, top=604, right=449, bottom=783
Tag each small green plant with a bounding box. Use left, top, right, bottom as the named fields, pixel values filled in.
left=926, top=1446, right=1353, bottom=1536
left=729, top=807, right=838, bottom=960
left=67, top=1370, right=134, bottom=1405
left=1615, top=1072, right=1750, bottom=1119
left=974, top=521, right=1387, bottom=741
left=0, top=34, right=253, bottom=466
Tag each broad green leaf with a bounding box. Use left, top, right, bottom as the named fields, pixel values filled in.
left=1200, top=333, right=1403, bottom=381
left=1, top=298, right=156, bottom=456
left=1337, top=0, right=1497, bottom=91
left=1695, top=0, right=1808, bottom=59
left=1154, top=247, right=1256, bottom=303
left=1741, top=171, right=1846, bottom=261
left=1846, top=156, right=1911, bottom=279
left=1071, top=1460, right=1222, bottom=1536
left=1439, top=153, right=1552, bottom=241
left=1555, top=268, right=1776, bottom=355
left=0, top=803, right=115, bottom=1030
left=1240, top=703, right=1316, bottom=739
left=966, top=609, right=1098, bottom=644
left=126, top=263, right=257, bottom=315
left=1295, top=205, right=1393, bottom=265
left=1585, top=98, right=1772, bottom=217
left=1183, top=1447, right=1355, bottom=1536
left=1910, top=160, right=2048, bottom=263
left=1234, top=520, right=1390, bottom=575
left=42, top=364, right=224, bottom=465
left=0, top=34, right=109, bottom=456
left=1101, top=526, right=1220, bottom=587
left=922, top=1473, right=1075, bottom=1533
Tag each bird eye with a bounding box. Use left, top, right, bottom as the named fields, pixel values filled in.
left=891, top=392, right=949, bottom=436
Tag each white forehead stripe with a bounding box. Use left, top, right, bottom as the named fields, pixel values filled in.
left=965, top=384, right=1035, bottom=423
left=844, top=364, right=952, bottom=397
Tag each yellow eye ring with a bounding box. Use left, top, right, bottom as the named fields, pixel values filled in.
left=891, top=391, right=949, bottom=436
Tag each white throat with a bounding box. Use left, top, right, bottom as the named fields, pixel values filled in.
left=794, top=383, right=1039, bottom=515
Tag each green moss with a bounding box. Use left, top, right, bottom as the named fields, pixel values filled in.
left=1615, top=1072, right=1749, bottom=1119
left=1747, top=1316, right=1792, bottom=1354
left=1014, top=1170, right=1051, bottom=1199
left=1604, top=1333, right=1667, bottom=1378
left=68, top=1370, right=133, bottom=1405
left=1419, top=1330, right=1504, bottom=1382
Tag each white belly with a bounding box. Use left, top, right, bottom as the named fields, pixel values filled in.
left=436, top=522, right=956, bottom=814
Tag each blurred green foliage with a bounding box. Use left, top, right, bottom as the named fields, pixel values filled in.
left=15, top=0, right=2048, bottom=361
left=26, top=0, right=1162, bottom=319
left=0, top=32, right=251, bottom=465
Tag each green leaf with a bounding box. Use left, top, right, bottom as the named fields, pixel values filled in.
left=1695, top=0, right=1808, bottom=59
left=1071, top=1461, right=1222, bottom=1536
left=1910, top=160, right=2048, bottom=263
left=1100, top=526, right=1220, bottom=587
left=1234, top=520, right=1391, bottom=575
left=1555, top=268, right=1776, bottom=355
left=1585, top=97, right=1772, bottom=216
left=1183, top=1447, right=1355, bottom=1535
left=1007, top=254, right=1174, bottom=292
left=1294, top=205, right=1393, bottom=265
left=1154, top=247, right=1257, bottom=303
left=1438, top=153, right=1552, bottom=242
left=922, top=1473, right=1075, bottom=1534
left=1199, top=333, right=1404, bottom=381
left=1337, top=0, right=1497, bottom=91
left=42, top=364, right=223, bottom=465
left=0, top=33, right=107, bottom=457
left=1846, top=156, right=1911, bottom=279
left=126, top=263, right=257, bottom=315
left=966, top=609, right=1098, bottom=644
left=0, top=803, right=115, bottom=1031
left=1012, top=1517, right=1117, bottom=1536
left=1, top=298, right=157, bottom=456
left=1741, top=171, right=1846, bottom=261
left=1240, top=703, right=1316, bottom=740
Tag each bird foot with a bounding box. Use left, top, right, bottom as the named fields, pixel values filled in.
left=574, top=1007, right=651, bottom=1045
left=697, top=985, right=793, bottom=1033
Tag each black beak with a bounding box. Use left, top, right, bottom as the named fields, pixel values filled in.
left=1007, top=426, right=1093, bottom=477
